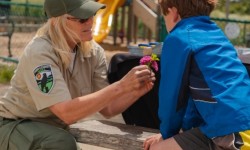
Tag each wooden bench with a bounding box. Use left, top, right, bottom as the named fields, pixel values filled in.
left=10, top=16, right=44, bottom=32
left=69, top=120, right=160, bottom=150
left=0, top=16, right=15, bottom=57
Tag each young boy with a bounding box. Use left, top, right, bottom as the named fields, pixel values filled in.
left=143, top=0, right=250, bottom=149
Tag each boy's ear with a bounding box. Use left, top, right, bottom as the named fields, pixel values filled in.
left=168, top=7, right=181, bottom=23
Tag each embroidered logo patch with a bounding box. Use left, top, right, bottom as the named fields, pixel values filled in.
left=33, top=65, right=54, bottom=94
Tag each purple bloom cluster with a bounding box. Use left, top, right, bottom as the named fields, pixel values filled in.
left=140, top=54, right=159, bottom=72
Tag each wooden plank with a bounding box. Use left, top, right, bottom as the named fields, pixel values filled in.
left=133, top=0, right=158, bottom=33
left=142, top=0, right=159, bottom=12
left=69, top=120, right=159, bottom=150
left=15, top=24, right=42, bottom=32
left=15, top=24, right=42, bottom=28
left=10, top=16, right=46, bottom=24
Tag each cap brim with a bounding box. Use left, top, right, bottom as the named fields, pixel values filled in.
left=69, top=1, right=106, bottom=19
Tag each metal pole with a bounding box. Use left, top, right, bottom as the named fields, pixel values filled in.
left=225, top=0, right=230, bottom=19
left=25, top=0, right=29, bottom=16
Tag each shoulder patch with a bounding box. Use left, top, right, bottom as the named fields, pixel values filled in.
left=33, top=64, right=54, bottom=94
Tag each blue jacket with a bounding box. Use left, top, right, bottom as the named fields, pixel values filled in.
left=159, top=16, right=250, bottom=139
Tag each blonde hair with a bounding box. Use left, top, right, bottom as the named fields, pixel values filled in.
left=36, top=15, right=92, bottom=68
left=159, top=0, right=218, bottom=18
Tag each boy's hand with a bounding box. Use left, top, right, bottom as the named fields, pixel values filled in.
left=143, top=133, right=163, bottom=150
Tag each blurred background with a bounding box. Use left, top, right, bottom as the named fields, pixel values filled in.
left=0, top=0, right=250, bottom=83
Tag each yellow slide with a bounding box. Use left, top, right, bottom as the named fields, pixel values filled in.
left=93, top=0, right=125, bottom=43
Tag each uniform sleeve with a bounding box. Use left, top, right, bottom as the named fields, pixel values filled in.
left=92, top=42, right=109, bottom=92
left=21, top=38, right=71, bottom=111
left=158, top=35, right=191, bottom=139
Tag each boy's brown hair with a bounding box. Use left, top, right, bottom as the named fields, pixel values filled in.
left=159, top=0, right=218, bottom=18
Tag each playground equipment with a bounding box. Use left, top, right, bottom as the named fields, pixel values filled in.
left=133, top=0, right=159, bottom=37
left=92, top=0, right=165, bottom=44
left=129, top=0, right=166, bottom=43
left=93, top=0, right=125, bottom=43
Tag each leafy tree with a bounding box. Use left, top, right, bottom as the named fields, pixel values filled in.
left=216, top=0, right=250, bottom=15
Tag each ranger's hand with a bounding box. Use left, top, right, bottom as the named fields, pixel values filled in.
left=120, top=65, right=155, bottom=98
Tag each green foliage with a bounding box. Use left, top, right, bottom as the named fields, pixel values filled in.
left=0, top=64, right=15, bottom=84
left=209, top=1, right=250, bottom=47
left=0, top=0, right=45, bottom=17
left=216, top=0, right=250, bottom=15
left=229, top=0, right=250, bottom=14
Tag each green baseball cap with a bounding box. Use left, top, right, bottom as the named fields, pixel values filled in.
left=44, top=0, right=106, bottom=19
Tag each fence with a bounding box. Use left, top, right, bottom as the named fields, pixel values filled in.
left=0, top=0, right=43, bottom=17
left=0, top=1, right=44, bottom=60
left=158, top=17, right=250, bottom=47
left=0, top=1, right=45, bottom=31
left=211, top=17, right=250, bottom=47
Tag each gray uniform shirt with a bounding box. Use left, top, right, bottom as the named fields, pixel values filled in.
left=0, top=35, right=109, bottom=122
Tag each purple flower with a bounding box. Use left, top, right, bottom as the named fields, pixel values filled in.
left=140, top=53, right=159, bottom=72
left=151, top=61, right=158, bottom=72
left=140, top=56, right=151, bottom=65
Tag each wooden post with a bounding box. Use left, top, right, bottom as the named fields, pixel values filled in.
left=127, top=4, right=133, bottom=45
left=133, top=16, right=138, bottom=44
left=113, top=10, right=118, bottom=45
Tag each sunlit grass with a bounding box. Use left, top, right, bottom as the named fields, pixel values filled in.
left=0, top=64, right=16, bottom=84
left=11, top=0, right=43, bottom=4
left=211, top=10, right=250, bottom=21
